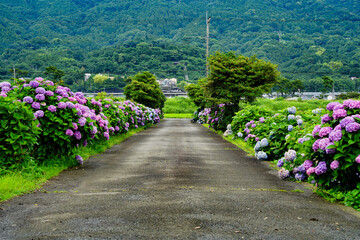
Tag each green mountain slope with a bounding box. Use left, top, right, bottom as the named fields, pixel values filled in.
left=0, top=0, right=359, bottom=85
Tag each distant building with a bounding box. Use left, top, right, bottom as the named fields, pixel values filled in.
left=84, top=73, right=91, bottom=81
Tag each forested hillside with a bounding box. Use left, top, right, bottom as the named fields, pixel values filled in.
left=0, top=0, right=359, bottom=90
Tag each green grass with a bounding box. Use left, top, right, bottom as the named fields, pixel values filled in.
left=164, top=113, right=193, bottom=118
left=0, top=127, right=147, bottom=203
left=253, top=98, right=332, bottom=112
left=163, top=97, right=197, bottom=114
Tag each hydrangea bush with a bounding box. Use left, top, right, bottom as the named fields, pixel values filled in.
left=0, top=78, right=162, bottom=169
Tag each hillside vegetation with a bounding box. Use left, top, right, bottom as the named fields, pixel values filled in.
left=0, top=0, right=359, bottom=87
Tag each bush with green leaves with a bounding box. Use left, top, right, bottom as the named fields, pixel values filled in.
left=0, top=97, right=40, bottom=170
left=0, top=78, right=162, bottom=170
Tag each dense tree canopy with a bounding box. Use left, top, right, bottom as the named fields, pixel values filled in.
left=0, top=0, right=359, bottom=87
left=206, top=52, right=279, bottom=103
left=124, top=71, right=166, bottom=110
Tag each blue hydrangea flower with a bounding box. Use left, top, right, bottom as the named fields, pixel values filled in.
left=260, top=138, right=268, bottom=147
left=254, top=142, right=261, bottom=151
left=288, top=106, right=296, bottom=114
left=288, top=125, right=293, bottom=132
left=288, top=114, right=296, bottom=121
left=256, top=151, right=268, bottom=160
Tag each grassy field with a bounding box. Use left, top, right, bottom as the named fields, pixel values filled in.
left=0, top=127, right=147, bottom=203
left=163, top=97, right=197, bottom=114
left=164, top=113, right=193, bottom=118
left=253, top=98, right=332, bottom=112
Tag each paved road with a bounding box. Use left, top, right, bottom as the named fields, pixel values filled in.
left=1, top=119, right=359, bottom=239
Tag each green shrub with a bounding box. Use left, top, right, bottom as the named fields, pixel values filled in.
left=0, top=97, right=40, bottom=169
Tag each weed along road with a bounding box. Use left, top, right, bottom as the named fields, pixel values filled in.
left=1, top=119, right=360, bottom=239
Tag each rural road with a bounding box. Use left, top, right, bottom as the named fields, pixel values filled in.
left=1, top=119, right=359, bottom=239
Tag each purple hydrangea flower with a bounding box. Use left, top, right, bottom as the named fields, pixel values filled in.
left=333, top=104, right=344, bottom=110
left=321, top=114, right=332, bottom=124
left=259, top=117, right=265, bottom=123
left=35, top=87, right=46, bottom=94
left=47, top=105, right=57, bottom=112
left=58, top=102, right=66, bottom=109
left=76, top=155, right=83, bottom=165
left=312, top=139, right=322, bottom=152
left=104, top=132, right=109, bottom=140
left=329, top=130, right=342, bottom=142
left=45, top=90, right=54, bottom=96
left=0, top=81, right=11, bottom=88
left=330, top=160, right=339, bottom=170
left=306, top=167, right=315, bottom=175
left=345, top=122, right=360, bottom=132
left=64, top=102, right=74, bottom=109
left=356, top=155, right=360, bottom=164
left=83, top=140, right=88, bottom=147
left=90, top=126, right=98, bottom=135
left=72, top=122, right=78, bottom=130
left=312, top=125, right=322, bottom=138
left=115, top=126, right=120, bottom=131
left=295, top=173, right=306, bottom=181
left=326, top=102, right=341, bottom=111
left=315, top=161, right=327, bottom=175
left=35, top=94, right=45, bottom=101
left=318, top=127, right=332, bottom=137
left=29, top=81, right=39, bottom=88
left=298, top=138, right=304, bottom=144
left=74, top=131, right=82, bottom=140
left=65, top=129, right=74, bottom=136
left=1, top=86, right=10, bottom=93
left=340, top=116, right=355, bottom=128
left=303, top=160, right=313, bottom=170
left=23, top=96, right=34, bottom=104
left=325, top=142, right=336, bottom=154
left=333, top=109, right=347, bottom=119
left=343, top=99, right=359, bottom=109
left=251, top=124, right=256, bottom=128
left=31, top=102, right=41, bottom=109
left=278, top=168, right=290, bottom=179
left=284, top=149, right=296, bottom=162
left=78, top=117, right=87, bottom=127
left=318, top=138, right=330, bottom=151
left=277, top=158, right=284, bottom=167
left=34, top=110, right=44, bottom=118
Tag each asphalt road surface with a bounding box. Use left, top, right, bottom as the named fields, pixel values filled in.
left=1, top=119, right=359, bottom=240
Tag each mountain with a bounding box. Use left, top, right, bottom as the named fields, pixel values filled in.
left=0, top=0, right=359, bottom=90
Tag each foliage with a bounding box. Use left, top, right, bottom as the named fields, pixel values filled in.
left=206, top=52, right=280, bottom=104
left=1, top=1, right=358, bottom=85
left=185, top=78, right=207, bottom=108
left=0, top=96, right=40, bottom=170
left=222, top=99, right=360, bottom=210
left=0, top=78, right=162, bottom=171
left=162, top=97, right=197, bottom=114
left=336, top=92, right=360, bottom=100
left=44, top=66, right=64, bottom=84
left=124, top=71, right=166, bottom=109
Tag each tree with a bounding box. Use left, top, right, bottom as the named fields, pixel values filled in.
left=206, top=52, right=279, bottom=104
left=44, top=66, right=64, bottom=83
left=124, top=71, right=166, bottom=109
left=289, top=79, right=304, bottom=97
left=321, top=76, right=334, bottom=95
left=185, top=78, right=207, bottom=108
left=273, top=77, right=291, bottom=97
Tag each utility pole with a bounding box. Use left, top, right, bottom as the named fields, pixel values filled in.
left=206, top=12, right=211, bottom=78
left=184, top=63, right=189, bottom=81
left=13, top=66, right=16, bottom=79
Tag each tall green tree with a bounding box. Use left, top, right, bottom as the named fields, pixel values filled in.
left=124, top=71, right=166, bottom=109
left=321, top=76, right=334, bottom=95
left=44, top=66, right=64, bottom=83
left=206, top=52, right=280, bottom=104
